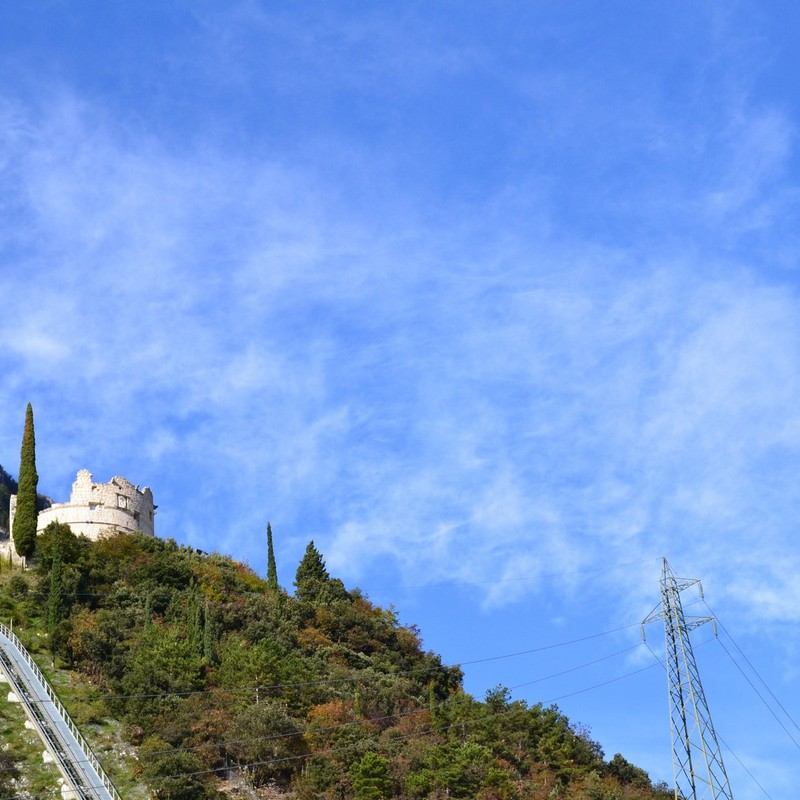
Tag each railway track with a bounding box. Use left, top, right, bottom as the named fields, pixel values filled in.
left=0, top=622, right=122, bottom=800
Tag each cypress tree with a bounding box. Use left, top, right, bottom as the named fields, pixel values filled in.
left=203, top=598, right=215, bottom=664
left=12, top=404, right=38, bottom=561
left=47, top=536, right=64, bottom=635
left=266, top=521, right=279, bottom=592
left=188, top=585, right=202, bottom=653
left=47, top=535, right=67, bottom=662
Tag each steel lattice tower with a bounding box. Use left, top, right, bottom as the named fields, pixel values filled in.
left=643, top=558, right=734, bottom=800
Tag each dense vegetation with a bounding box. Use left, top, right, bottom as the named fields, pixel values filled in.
left=0, top=518, right=672, bottom=800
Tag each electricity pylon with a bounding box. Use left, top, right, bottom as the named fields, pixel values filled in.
left=642, top=558, right=734, bottom=800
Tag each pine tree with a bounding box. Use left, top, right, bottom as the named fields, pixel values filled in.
left=293, top=540, right=330, bottom=602
left=266, top=521, right=279, bottom=592
left=351, top=752, right=392, bottom=800
left=12, top=404, right=38, bottom=561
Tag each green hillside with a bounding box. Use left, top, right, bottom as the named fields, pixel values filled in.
left=0, top=521, right=671, bottom=800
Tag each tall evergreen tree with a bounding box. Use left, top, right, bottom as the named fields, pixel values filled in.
left=294, top=540, right=330, bottom=602
left=47, top=535, right=65, bottom=641
left=203, top=598, right=215, bottom=664
left=266, top=521, right=279, bottom=592
left=12, top=403, right=38, bottom=561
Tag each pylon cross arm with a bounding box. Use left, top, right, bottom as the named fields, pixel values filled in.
left=683, top=616, right=714, bottom=633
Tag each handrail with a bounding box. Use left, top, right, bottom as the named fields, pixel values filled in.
left=0, top=621, right=123, bottom=800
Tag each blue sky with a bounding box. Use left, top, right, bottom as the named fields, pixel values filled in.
left=2, top=2, right=800, bottom=795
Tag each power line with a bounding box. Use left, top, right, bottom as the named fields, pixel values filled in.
left=713, top=729, right=775, bottom=800
left=704, top=600, right=800, bottom=739
left=455, top=622, right=642, bottom=665
left=509, top=643, right=643, bottom=690
left=537, top=661, right=659, bottom=703
left=713, top=636, right=800, bottom=751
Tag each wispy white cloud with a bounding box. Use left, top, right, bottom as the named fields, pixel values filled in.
left=0, top=2, right=798, bottom=652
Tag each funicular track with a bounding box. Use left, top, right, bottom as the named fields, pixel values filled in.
left=0, top=621, right=122, bottom=800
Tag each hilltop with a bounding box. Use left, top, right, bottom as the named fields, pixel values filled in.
left=0, top=470, right=671, bottom=800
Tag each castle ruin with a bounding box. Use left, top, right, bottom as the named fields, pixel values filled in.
left=9, top=470, right=155, bottom=541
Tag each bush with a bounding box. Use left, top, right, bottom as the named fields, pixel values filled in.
left=7, top=574, right=28, bottom=597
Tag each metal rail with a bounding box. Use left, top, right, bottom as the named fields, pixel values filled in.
left=0, top=621, right=122, bottom=800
